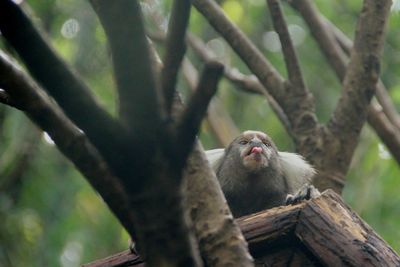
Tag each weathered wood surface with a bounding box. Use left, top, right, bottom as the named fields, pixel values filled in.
left=83, top=190, right=400, bottom=267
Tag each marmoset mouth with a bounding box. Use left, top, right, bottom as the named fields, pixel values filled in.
left=245, top=146, right=263, bottom=156
left=250, top=146, right=262, bottom=154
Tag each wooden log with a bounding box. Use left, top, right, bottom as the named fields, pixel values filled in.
left=83, top=190, right=400, bottom=267
left=295, top=190, right=400, bottom=267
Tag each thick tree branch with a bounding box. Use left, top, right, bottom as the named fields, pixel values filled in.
left=328, top=19, right=400, bottom=131
left=176, top=61, right=223, bottom=168
left=267, top=0, right=306, bottom=92
left=192, top=0, right=317, bottom=137
left=89, top=0, right=162, bottom=136
left=292, top=1, right=400, bottom=132
left=0, top=50, right=138, bottom=240
left=328, top=0, right=391, bottom=164
left=147, top=42, right=254, bottom=266
left=161, top=0, right=192, bottom=116
left=0, top=0, right=125, bottom=156
left=291, top=0, right=400, bottom=166
left=291, top=0, right=400, bottom=132
left=183, top=142, right=254, bottom=267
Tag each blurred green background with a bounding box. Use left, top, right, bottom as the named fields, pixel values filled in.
left=0, top=0, right=399, bottom=266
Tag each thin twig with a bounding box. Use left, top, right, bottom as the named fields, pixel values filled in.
left=161, top=0, right=192, bottom=116
left=267, top=0, right=306, bottom=91
left=367, top=104, right=400, bottom=163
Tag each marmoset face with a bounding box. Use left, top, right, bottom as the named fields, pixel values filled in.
left=233, top=130, right=278, bottom=171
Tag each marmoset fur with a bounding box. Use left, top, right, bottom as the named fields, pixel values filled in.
left=206, top=130, right=318, bottom=217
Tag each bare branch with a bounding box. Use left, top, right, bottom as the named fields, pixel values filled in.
left=183, top=142, right=254, bottom=267
left=192, top=0, right=285, bottom=102
left=375, top=82, right=400, bottom=130
left=327, top=19, right=400, bottom=131
left=267, top=0, right=306, bottom=91
left=328, top=0, right=391, bottom=161
left=0, top=50, right=137, bottom=240
left=192, top=0, right=317, bottom=137
left=89, top=0, right=162, bottom=135
left=289, top=0, right=348, bottom=81
left=161, top=0, right=192, bottom=116
left=186, top=33, right=292, bottom=136
left=146, top=42, right=254, bottom=267
left=367, top=104, right=400, bottom=163
left=148, top=32, right=240, bottom=145
left=0, top=0, right=124, bottom=152
left=181, top=58, right=240, bottom=146
left=176, top=61, right=223, bottom=165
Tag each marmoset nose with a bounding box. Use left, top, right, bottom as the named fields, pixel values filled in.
left=249, top=139, right=262, bottom=147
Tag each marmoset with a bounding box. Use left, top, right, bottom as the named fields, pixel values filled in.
left=206, top=130, right=319, bottom=217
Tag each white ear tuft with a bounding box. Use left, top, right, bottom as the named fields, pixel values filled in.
left=278, top=152, right=316, bottom=192
left=205, top=148, right=225, bottom=171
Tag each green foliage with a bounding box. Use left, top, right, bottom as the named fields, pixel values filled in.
left=0, top=0, right=399, bottom=266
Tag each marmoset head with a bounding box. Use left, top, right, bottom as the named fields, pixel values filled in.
left=227, top=130, right=279, bottom=172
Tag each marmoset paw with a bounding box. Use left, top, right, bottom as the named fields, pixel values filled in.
left=285, top=184, right=320, bottom=205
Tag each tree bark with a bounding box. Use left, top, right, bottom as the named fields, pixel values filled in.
left=84, top=190, right=400, bottom=267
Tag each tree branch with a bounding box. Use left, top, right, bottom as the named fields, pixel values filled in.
left=192, top=0, right=285, bottom=102
left=146, top=41, right=254, bottom=266
left=89, top=0, right=162, bottom=136
left=176, top=61, right=223, bottom=166
left=161, top=0, right=192, bottom=116
left=267, top=0, right=306, bottom=92
left=186, top=33, right=292, bottom=137
left=0, top=50, right=138, bottom=240
left=327, top=19, right=400, bottom=131
left=328, top=0, right=391, bottom=164
left=192, top=0, right=317, bottom=137
left=289, top=0, right=348, bottom=81
left=290, top=0, right=400, bottom=166
left=367, top=104, right=400, bottom=163
left=0, top=0, right=124, bottom=155
left=181, top=58, right=240, bottom=146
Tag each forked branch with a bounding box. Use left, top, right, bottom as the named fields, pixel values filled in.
left=90, top=0, right=162, bottom=136
left=0, top=50, right=137, bottom=240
